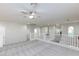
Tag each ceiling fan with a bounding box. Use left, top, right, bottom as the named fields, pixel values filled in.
left=20, top=3, right=40, bottom=19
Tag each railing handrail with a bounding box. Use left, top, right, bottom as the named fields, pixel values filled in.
left=30, top=33, right=79, bottom=48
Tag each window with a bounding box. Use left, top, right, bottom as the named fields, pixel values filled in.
left=34, top=28, right=40, bottom=35
left=56, top=28, right=60, bottom=34
left=68, top=26, right=74, bottom=37
left=34, top=28, right=38, bottom=34
left=42, top=27, right=48, bottom=34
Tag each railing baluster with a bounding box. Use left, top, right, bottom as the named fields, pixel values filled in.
left=39, top=33, right=79, bottom=48
left=76, top=36, right=78, bottom=47
left=71, top=37, right=74, bottom=46
left=72, top=37, right=73, bottom=46
left=77, top=36, right=79, bottom=48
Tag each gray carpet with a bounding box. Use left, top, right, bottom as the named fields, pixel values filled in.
left=0, top=40, right=79, bottom=56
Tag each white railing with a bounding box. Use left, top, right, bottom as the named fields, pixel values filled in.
left=60, top=34, right=79, bottom=48
left=30, top=33, right=79, bottom=48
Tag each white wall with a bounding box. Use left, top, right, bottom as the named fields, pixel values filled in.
left=0, top=21, right=27, bottom=45
left=61, top=22, right=79, bottom=35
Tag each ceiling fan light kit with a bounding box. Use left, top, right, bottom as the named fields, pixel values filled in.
left=21, top=3, right=39, bottom=20
left=29, top=15, right=34, bottom=19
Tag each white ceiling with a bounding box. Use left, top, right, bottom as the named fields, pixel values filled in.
left=0, top=3, right=79, bottom=25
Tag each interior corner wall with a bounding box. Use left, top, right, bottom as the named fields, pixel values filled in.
left=27, top=24, right=39, bottom=40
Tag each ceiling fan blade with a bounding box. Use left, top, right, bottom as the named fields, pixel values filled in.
left=21, top=10, right=28, bottom=14
left=16, top=9, right=29, bottom=17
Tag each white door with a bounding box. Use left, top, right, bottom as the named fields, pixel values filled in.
left=0, top=26, right=5, bottom=47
